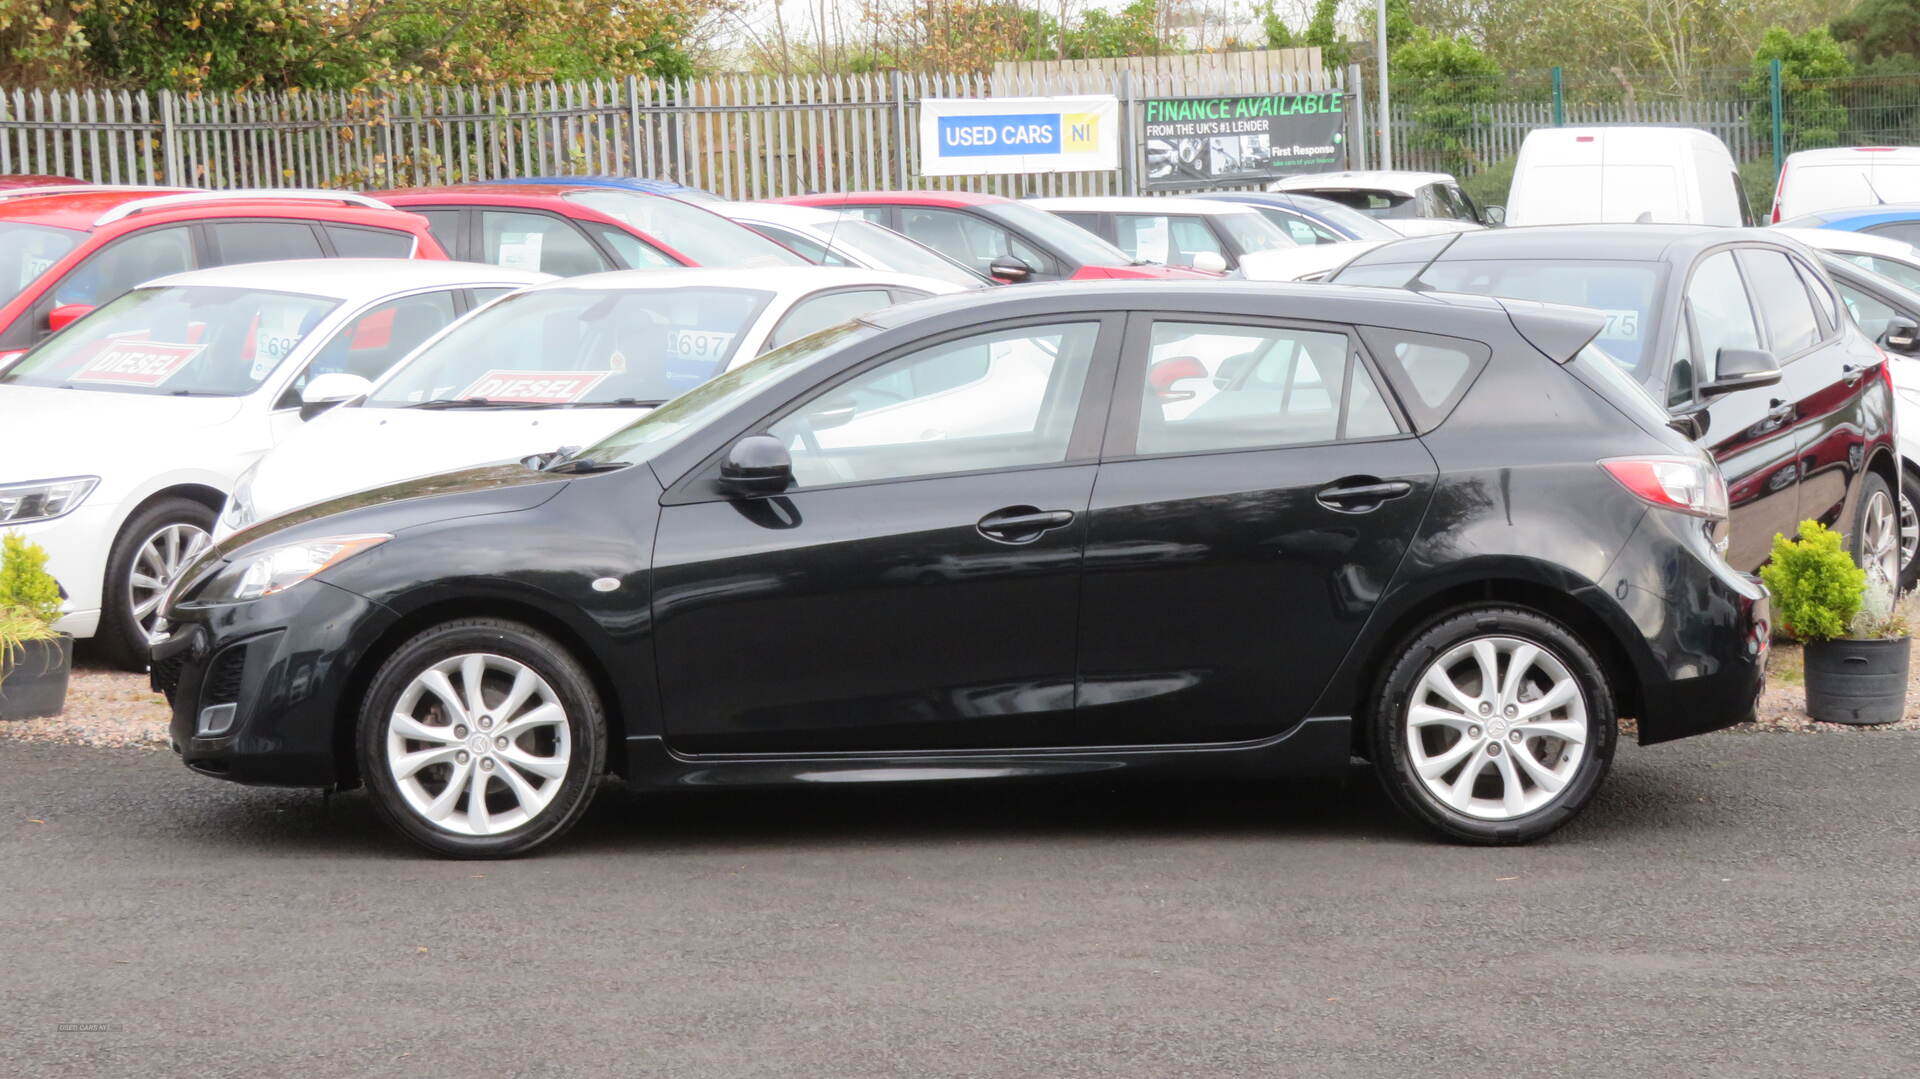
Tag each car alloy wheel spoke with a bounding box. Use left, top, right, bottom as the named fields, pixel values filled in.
left=1900, top=493, right=1918, bottom=570
left=386, top=652, right=571, bottom=837
left=131, top=522, right=211, bottom=642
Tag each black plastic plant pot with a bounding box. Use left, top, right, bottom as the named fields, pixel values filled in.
left=1803, top=636, right=1911, bottom=726
left=0, top=635, right=71, bottom=720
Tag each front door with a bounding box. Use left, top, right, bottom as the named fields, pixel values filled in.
left=1075, top=315, right=1439, bottom=746
left=651, top=316, right=1118, bottom=754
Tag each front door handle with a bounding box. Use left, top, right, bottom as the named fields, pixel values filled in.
left=977, top=506, right=1075, bottom=544
left=1316, top=478, right=1413, bottom=513
left=1766, top=398, right=1797, bottom=423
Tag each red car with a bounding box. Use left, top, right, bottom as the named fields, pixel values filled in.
left=0, top=174, right=87, bottom=190
left=0, top=188, right=445, bottom=361
left=772, top=190, right=1214, bottom=283
left=371, top=184, right=807, bottom=275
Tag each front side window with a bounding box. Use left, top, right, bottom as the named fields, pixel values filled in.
left=367, top=285, right=773, bottom=407
left=898, top=207, right=1052, bottom=276
left=1737, top=248, right=1823, bottom=356
left=49, top=226, right=193, bottom=308
left=208, top=221, right=324, bottom=265
left=0, top=285, right=337, bottom=396
left=281, top=290, right=461, bottom=406
left=0, top=222, right=82, bottom=307
left=1114, top=215, right=1225, bottom=268
left=767, top=321, right=1098, bottom=488
left=1687, top=251, right=1761, bottom=383
left=1135, top=321, right=1397, bottom=455
left=481, top=211, right=613, bottom=276
left=767, top=289, right=894, bottom=351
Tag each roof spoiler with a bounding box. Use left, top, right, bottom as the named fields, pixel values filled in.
left=1499, top=299, right=1606, bottom=363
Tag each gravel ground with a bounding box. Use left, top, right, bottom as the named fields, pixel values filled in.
left=5, top=638, right=1916, bottom=748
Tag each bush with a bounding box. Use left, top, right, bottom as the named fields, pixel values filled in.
left=1760, top=520, right=1866, bottom=642
left=1463, top=155, right=1516, bottom=211
left=1739, top=158, right=1780, bottom=222
left=0, top=532, right=63, bottom=628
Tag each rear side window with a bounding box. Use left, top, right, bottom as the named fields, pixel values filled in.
left=1357, top=327, right=1491, bottom=433
left=1736, top=249, right=1821, bottom=356
left=1837, top=282, right=1898, bottom=343
left=208, top=221, right=324, bottom=264
left=324, top=225, right=414, bottom=258
left=413, top=209, right=464, bottom=255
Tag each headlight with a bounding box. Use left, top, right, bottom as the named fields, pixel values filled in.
left=223, top=462, right=260, bottom=532
left=193, top=533, right=391, bottom=604
left=0, top=476, right=99, bottom=525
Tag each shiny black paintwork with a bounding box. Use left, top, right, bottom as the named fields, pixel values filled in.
left=1332, top=226, right=1899, bottom=573
left=156, top=282, right=1767, bottom=794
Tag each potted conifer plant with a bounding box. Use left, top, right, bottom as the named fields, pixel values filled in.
left=1761, top=520, right=1911, bottom=725
left=0, top=531, right=71, bottom=720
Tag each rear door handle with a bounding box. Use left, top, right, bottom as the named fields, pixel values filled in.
left=1841, top=363, right=1866, bottom=387
left=1316, top=479, right=1413, bottom=513
left=977, top=506, right=1075, bottom=544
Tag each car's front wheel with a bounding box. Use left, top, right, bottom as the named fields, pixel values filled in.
left=358, top=619, right=606, bottom=858
left=98, top=497, right=216, bottom=671
left=1852, top=472, right=1902, bottom=595
left=1370, top=606, right=1617, bottom=845
left=1896, top=468, right=1919, bottom=591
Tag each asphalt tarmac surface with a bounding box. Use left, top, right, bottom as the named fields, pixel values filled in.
left=3, top=733, right=1917, bottom=1077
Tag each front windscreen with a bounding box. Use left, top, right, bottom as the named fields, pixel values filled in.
left=0, top=285, right=338, bottom=396
left=562, top=190, right=807, bottom=268
left=1404, top=259, right=1667, bottom=379
left=0, top=222, right=82, bottom=307
left=366, top=286, right=775, bottom=407
left=1214, top=211, right=1297, bottom=254
left=1286, top=195, right=1403, bottom=240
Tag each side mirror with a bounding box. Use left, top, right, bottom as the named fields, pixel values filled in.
left=1881, top=316, right=1920, bottom=355
left=988, top=256, right=1032, bottom=284
left=1190, top=251, right=1229, bottom=274
left=298, top=371, right=373, bottom=420
left=1482, top=205, right=1506, bottom=226
left=718, top=434, right=793, bottom=495
left=1147, top=355, right=1208, bottom=401
left=1700, top=347, right=1781, bottom=398
left=47, top=303, right=92, bottom=334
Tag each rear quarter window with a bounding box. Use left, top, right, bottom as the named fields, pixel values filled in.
left=1356, top=327, right=1491, bottom=433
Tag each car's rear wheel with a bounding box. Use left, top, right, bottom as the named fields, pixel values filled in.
left=1370, top=606, right=1617, bottom=845
left=1851, top=472, right=1901, bottom=595
left=358, top=619, right=605, bottom=858
left=1896, top=468, right=1919, bottom=591
left=98, top=497, right=215, bottom=671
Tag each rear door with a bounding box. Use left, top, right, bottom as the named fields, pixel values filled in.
left=1074, top=312, right=1438, bottom=746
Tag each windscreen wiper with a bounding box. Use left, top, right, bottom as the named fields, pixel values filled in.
left=399, top=397, right=545, bottom=410
left=560, top=397, right=667, bottom=409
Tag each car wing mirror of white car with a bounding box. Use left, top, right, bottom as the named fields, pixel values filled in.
left=1881, top=316, right=1920, bottom=355
left=1191, top=251, right=1229, bottom=274
left=300, top=372, right=374, bottom=421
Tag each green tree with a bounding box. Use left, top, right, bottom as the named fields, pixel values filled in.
left=1745, top=26, right=1853, bottom=151
left=1832, top=0, right=1920, bottom=63
left=1064, top=0, right=1161, bottom=59
left=1391, top=28, right=1500, bottom=176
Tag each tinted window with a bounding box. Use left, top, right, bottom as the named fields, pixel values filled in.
left=2, top=285, right=336, bottom=396
left=1357, top=327, right=1491, bottom=433
left=481, top=211, right=613, bottom=276
left=768, top=321, right=1098, bottom=487
left=323, top=225, right=414, bottom=258
left=50, top=226, right=193, bottom=308
left=1687, top=251, right=1761, bottom=382
left=414, top=209, right=464, bottom=255
left=208, top=221, right=324, bottom=265
left=283, top=290, right=461, bottom=405
left=768, top=289, right=894, bottom=351
left=1735, top=249, right=1820, bottom=356
left=1135, top=321, right=1397, bottom=455
left=582, top=221, right=678, bottom=269
left=0, top=222, right=82, bottom=306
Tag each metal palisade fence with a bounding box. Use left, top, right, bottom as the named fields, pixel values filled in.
left=0, top=57, right=1352, bottom=198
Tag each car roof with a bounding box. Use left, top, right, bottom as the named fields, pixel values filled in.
left=0, top=187, right=427, bottom=232
left=1271, top=170, right=1456, bottom=193
left=711, top=201, right=845, bottom=227
left=773, top=190, right=1010, bottom=208
left=859, top=278, right=1506, bottom=330
left=1374, top=223, right=1773, bottom=263
left=374, top=184, right=595, bottom=204
left=142, top=258, right=554, bottom=299
left=1785, top=147, right=1920, bottom=164
left=515, top=264, right=963, bottom=299
left=1024, top=196, right=1257, bottom=215
left=1790, top=205, right=1920, bottom=228
left=480, top=176, right=718, bottom=197
left=1773, top=226, right=1918, bottom=259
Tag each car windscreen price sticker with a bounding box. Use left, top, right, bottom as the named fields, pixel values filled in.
left=666, top=328, right=734, bottom=360
left=458, top=369, right=609, bottom=404
left=249, top=305, right=310, bottom=380
left=70, top=334, right=206, bottom=387
left=1597, top=309, right=1641, bottom=341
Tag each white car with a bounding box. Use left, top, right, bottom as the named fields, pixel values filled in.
left=1233, top=241, right=1385, bottom=282
left=1506, top=127, right=1749, bottom=227
left=223, top=266, right=967, bottom=541
left=1773, top=226, right=1920, bottom=293
left=1771, top=146, right=1920, bottom=222
left=1266, top=170, right=1489, bottom=236
left=711, top=202, right=989, bottom=289
left=0, top=259, right=552, bottom=667
left=1025, top=196, right=1298, bottom=273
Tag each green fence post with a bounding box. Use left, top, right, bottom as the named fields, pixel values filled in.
left=1552, top=67, right=1565, bottom=126
left=1770, top=57, right=1785, bottom=179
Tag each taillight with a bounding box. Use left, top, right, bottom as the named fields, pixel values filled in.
left=1601, top=455, right=1729, bottom=519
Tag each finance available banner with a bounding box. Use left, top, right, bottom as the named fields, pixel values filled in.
left=919, top=96, right=1120, bottom=176
left=1144, top=92, right=1347, bottom=189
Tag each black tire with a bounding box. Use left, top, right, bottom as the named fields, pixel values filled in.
left=357, top=618, right=606, bottom=858
left=1369, top=606, right=1617, bottom=845
left=97, top=496, right=216, bottom=671
left=1895, top=469, right=1920, bottom=592
left=1849, top=471, right=1900, bottom=593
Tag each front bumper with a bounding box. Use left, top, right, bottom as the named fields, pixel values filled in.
left=156, top=580, right=396, bottom=787
left=12, top=502, right=117, bottom=638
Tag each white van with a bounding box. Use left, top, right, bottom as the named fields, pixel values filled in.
left=1771, top=146, right=1920, bottom=221
left=1504, top=127, right=1751, bottom=227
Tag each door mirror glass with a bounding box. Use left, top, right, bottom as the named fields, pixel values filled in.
left=299, top=371, right=373, bottom=419
left=719, top=434, right=794, bottom=494
left=1882, top=315, right=1920, bottom=355
left=1700, top=347, right=1781, bottom=397
left=47, top=303, right=92, bottom=333
left=987, top=256, right=1031, bottom=283
left=1190, top=250, right=1229, bottom=274
left=1483, top=205, right=1506, bottom=226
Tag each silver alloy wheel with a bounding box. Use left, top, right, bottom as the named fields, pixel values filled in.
left=1861, top=489, right=1901, bottom=593
left=130, top=522, right=212, bottom=643
left=1404, top=635, right=1590, bottom=821
left=1899, top=490, right=1917, bottom=582
left=385, top=653, right=572, bottom=836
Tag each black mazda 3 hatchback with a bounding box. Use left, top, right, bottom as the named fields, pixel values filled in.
left=154, top=281, right=1770, bottom=857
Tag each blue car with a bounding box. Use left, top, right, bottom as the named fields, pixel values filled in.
left=479, top=175, right=723, bottom=203
left=1187, top=191, right=1404, bottom=246
left=1777, top=204, right=1920, bottom=248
